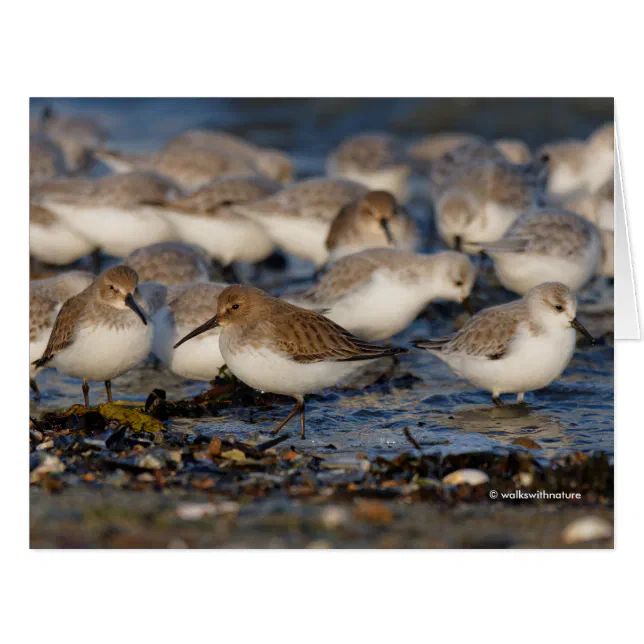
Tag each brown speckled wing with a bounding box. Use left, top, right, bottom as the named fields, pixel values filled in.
left=271, top=309, right=405, bottom=363
left=33, top=295, right=85, bottom=367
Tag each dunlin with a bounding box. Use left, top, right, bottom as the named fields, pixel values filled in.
left=326, top=133, right=411, bottom=202
left=31, top=172, right=181, bottom=257
left=174, top=285, right=407, bottom=438
left=291, top=249, right=476, bottom=341
left=125, top=241, right=216, bottom=286
left=480, top=207, right=602, bottom=294
left=34, top=106, right=107, bottom=174
left=434, top=157, right=546, bottom=251
left=325, top=190, right=420, bottom=263
left=29, top=204, right=96, bottom=267
left=147, top=176, right=280, bottom=268
left=147, top=282, right=229, bottom=381
left=95, top=145, right=258, bottom=191
left=414, top=282, right=595, bottom=405
left=30, top=135, right=66, bottom=183
left=30, top=270, right=95, bottom=397
left=32, top=266, right=152, bottom=407
left=493, top=138, right=532, bottom=165
left=165, top=130, right=294, bottom=184
left=232, top=178, right=369, bottom=267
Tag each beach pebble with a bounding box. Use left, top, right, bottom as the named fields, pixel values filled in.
left=513, top=437, right=542, bottom=449
left=30, top=454, right=65, bottom=483
left=139, top=454, right=162, bottom=470
left=561, top=516, right=613, bottom=544
left=320, top=505, right=350, bottom=530
left=442, top=469, right=490, bottom=486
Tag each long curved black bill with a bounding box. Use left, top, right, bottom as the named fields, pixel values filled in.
left=571, top=317, right=595, bottom=344
left=174, top=316, right=219, bottom=349
left=380, top=219, right=395, bottom=244
left=125, top=294, right=147, bottom=326
left=454, top=236, right=462, bottom=252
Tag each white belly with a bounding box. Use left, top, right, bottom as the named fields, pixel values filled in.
left=264, top=217, right=330, bottom=267
left=152, top=308, right=225, bottom=381
left=462, top=203, right=519, bottom=250
left=42, top=203, right=177, bottom=257
left=220, top=339, right=364, bottom=396
left=51, top=322, right=153, bottom=382
left=30, top=221, right=95, bottom=265
left=329, top=167, right=410, bottom=203
left=440, top=326, right=577, bottom=396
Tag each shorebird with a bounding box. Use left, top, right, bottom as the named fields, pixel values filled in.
left=30, top=135, right=66, bottom=183
left=414, top=282, right=595, bottom=405
left=290, top=249, right=476, bottom=341
left=325, top=190, right=420, bottom=263
left=479, top=207, right=602, bottom=294
left=493, top=138, right=532, bottom=165
left=174, top=285, right=407, bottom=438
left=326, top=133, right=411, bottom=202
left=32, top=266, right=152, bottom=407
left=30, top=270, right=95, bottom=398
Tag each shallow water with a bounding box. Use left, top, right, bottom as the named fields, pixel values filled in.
left=30, top=98, right=614, bottom=462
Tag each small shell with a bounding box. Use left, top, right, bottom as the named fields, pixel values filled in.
left=442, top=469, right=490, bottom=486
left=561, top=516, right=613, bottom=544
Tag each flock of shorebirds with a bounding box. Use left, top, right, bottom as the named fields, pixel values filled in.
left=29, top=107, right=613, bottom=439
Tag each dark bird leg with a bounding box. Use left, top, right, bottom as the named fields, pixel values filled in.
left=82, top=380, right=90, bottom=408
left=270, top=397, right=305, bottom=438
left=30, top=378, right=41, bottom=400
left=105, top=380, right=112, bottom=403
left=492, top=395, right=503, bottom=407
left=222, top=263, right=242, bottom=284
left=91, top=248, right=102, bottom=275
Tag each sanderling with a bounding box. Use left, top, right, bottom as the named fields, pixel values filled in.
left=32, top=266, right=152, bottom=407
left=479, top=207, right=602, bottom=294
left=147, top=175, right=280, bottom=269
left=124, top=241, right=216, bottom=285
left=31, top=172, right=181, bottom=257
left=326, top=133, right=411, bottom=202
left=494, top=138, right=532, bottom=164
left=95, top=144, right=260, bottom=191
left=30, top=135, right=66, bottom=183
left=29, top=204, right=96, bottom=267
left=291, top=248, right=476, bottom=341
left=414, top=282, right=595, bottom=405
left=434, top=156, right=546, bottom=252
left=406, top=133, right=483, bottom=169
left=147, top=282, right=229, bottom=381
left=33, top=106, right=107, bottom=174
left=30, top=270, right=95, bottom=397
left=174, top=285, right=407, bottom=438
left=232, top=178, right=369, bottom=267
left=537, top=122, right=614, bottom=198
left=165, top=130, right=294, bottom=184
left=565, top=176, right=614, bottom=232
left=325, top=190, right=420, bottom=263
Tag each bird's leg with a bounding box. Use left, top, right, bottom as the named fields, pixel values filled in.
left=82, top=380, right=90, bottom=408
left=270, top=398, right=303, bottom=436
left=105, top=380, right=112, bottom=403
left=222, top=263, right=242, bottom=284
left=300, top=401, right=306, bottom=440
left=516, top=392, right=525, bottom=404
left=492, top=395, right=503, bottom=407
left=91, top=248, right=102, bottom=275
left=30, top=378, right=41, bottom=400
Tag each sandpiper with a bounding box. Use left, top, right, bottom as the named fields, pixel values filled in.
left=325, top=190, right=420, bottom=263
left=165, top=129, right=294, bottom=184
left=232, top=178, right=369, bottom=267
left=406, top=133, right=483, bottom=170
left=32, top=266, right=152, bottom=407
left=326, top=133, right=411, bottom=202
left=145, top=176, right=280, bottom=269
left=31, top=172, right=181, bottom=257
left=30, top=135, right=66, bottom=183
left=434, top=157, right=546, bottom=252
left=30, top=270, right=95, bottom=398
left=174, top=285, right=407, bottom=438
left=33, top=106, right=108, bottom=174
left=565, top=177, right=614, bottom=232
left=479, top=207, right=602, bottom=294
left=147, top=282, right=229, bottom=381
left=125, top=241, right=217, bottom=285
left=95, top=145, right=258, bottom=191
left=414, top=282, right=595, bottom=405
left=30, top=204, right=97, bottom=267
left=291, top=249, right=476, bottom=341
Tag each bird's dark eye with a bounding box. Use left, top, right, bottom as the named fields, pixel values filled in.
left=540, top=153, right=550, bottom=164
left=555, top=304, right=564, bottom=311
left=109, top=285, right=116, bottom=291
left=455, top=280, right=463, bottom=287
left=231, top=304, right=239, bottom=310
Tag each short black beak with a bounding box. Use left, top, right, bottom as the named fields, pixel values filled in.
left=454, top=235, right=462, bottom=252
left=462, top=296, right=473, bottom=315
left=125, top=293, right=147, bottom=326
left=380, top=218, right=395, bottom=244
left=174, top=316, right=219, bottom=348
left=571, top=317, right=595, bottom=344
